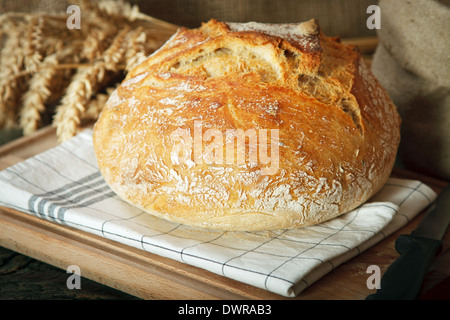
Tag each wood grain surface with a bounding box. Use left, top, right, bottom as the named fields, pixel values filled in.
left=0, top=246, right=138, bottom=300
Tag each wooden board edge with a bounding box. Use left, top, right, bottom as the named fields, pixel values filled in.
left=0, top=206, right=286, bottom=300
left=0, top=126, right=57, bottom=159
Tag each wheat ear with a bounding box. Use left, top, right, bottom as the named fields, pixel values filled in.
left=20, top=44, right=79, bottom=135
left=0, top=25, right=27, bottom=129
left=24, top=16, right=44, bottom=73
left=53, top=26, right=131, bottom=141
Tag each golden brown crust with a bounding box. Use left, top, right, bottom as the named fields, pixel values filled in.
left=93, top=19, right=401, bottom=231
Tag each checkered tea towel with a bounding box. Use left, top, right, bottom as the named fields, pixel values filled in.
left=0, top=129, right=437, bottom=297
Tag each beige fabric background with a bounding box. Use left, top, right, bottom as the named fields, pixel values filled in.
left=1, top=0, right=377, bottom=38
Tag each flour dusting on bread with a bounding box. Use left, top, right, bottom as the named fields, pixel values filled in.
left=93, top=19, right=400, bottom=231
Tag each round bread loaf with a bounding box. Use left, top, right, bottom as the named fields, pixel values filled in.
left=93, top=19, right=401, bottom=231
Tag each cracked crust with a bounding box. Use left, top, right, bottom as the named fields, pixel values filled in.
left=93, top=19, right=401, bottom=231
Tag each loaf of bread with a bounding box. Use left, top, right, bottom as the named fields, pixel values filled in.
left=93, top=19, right=401, bottom=231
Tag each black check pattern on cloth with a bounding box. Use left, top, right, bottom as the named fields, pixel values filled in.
left=28, top=172, right=115, bottom=221
left=0, top=130, right=437, bottom=297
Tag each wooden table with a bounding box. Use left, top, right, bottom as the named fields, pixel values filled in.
left=0, top=125, right=449, bottom=300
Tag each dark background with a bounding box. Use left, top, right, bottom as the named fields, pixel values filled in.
left=1, top=0, right=378, bottom=38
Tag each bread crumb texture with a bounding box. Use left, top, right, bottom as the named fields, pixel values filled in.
left=93, top=19, right=401, bottom=231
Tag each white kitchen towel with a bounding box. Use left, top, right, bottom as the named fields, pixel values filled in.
left=0, top=129, right=437, bottom=297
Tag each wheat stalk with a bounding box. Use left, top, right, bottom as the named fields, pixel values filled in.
left=20, top=55, right=58, bottom=135
left=0, top=0, right=178, bottom=141
left=53, top=25, right=132, bottom=141
left=20, top=45, right=80, bottom=135
left=124, top=26, right=149, bottom=72
left=24, top=16, right=44, bottom=73
left=82, top=86, right=116, bottom=121
left=53, top=62, right=105, bottom=141
left=53, top=25, right=134, bottom=141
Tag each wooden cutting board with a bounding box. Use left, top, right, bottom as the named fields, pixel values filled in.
left=0, top=125, right=449, bottom=300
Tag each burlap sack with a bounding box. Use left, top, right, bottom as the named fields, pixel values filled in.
left=372, top=0, right=450, bottom=180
